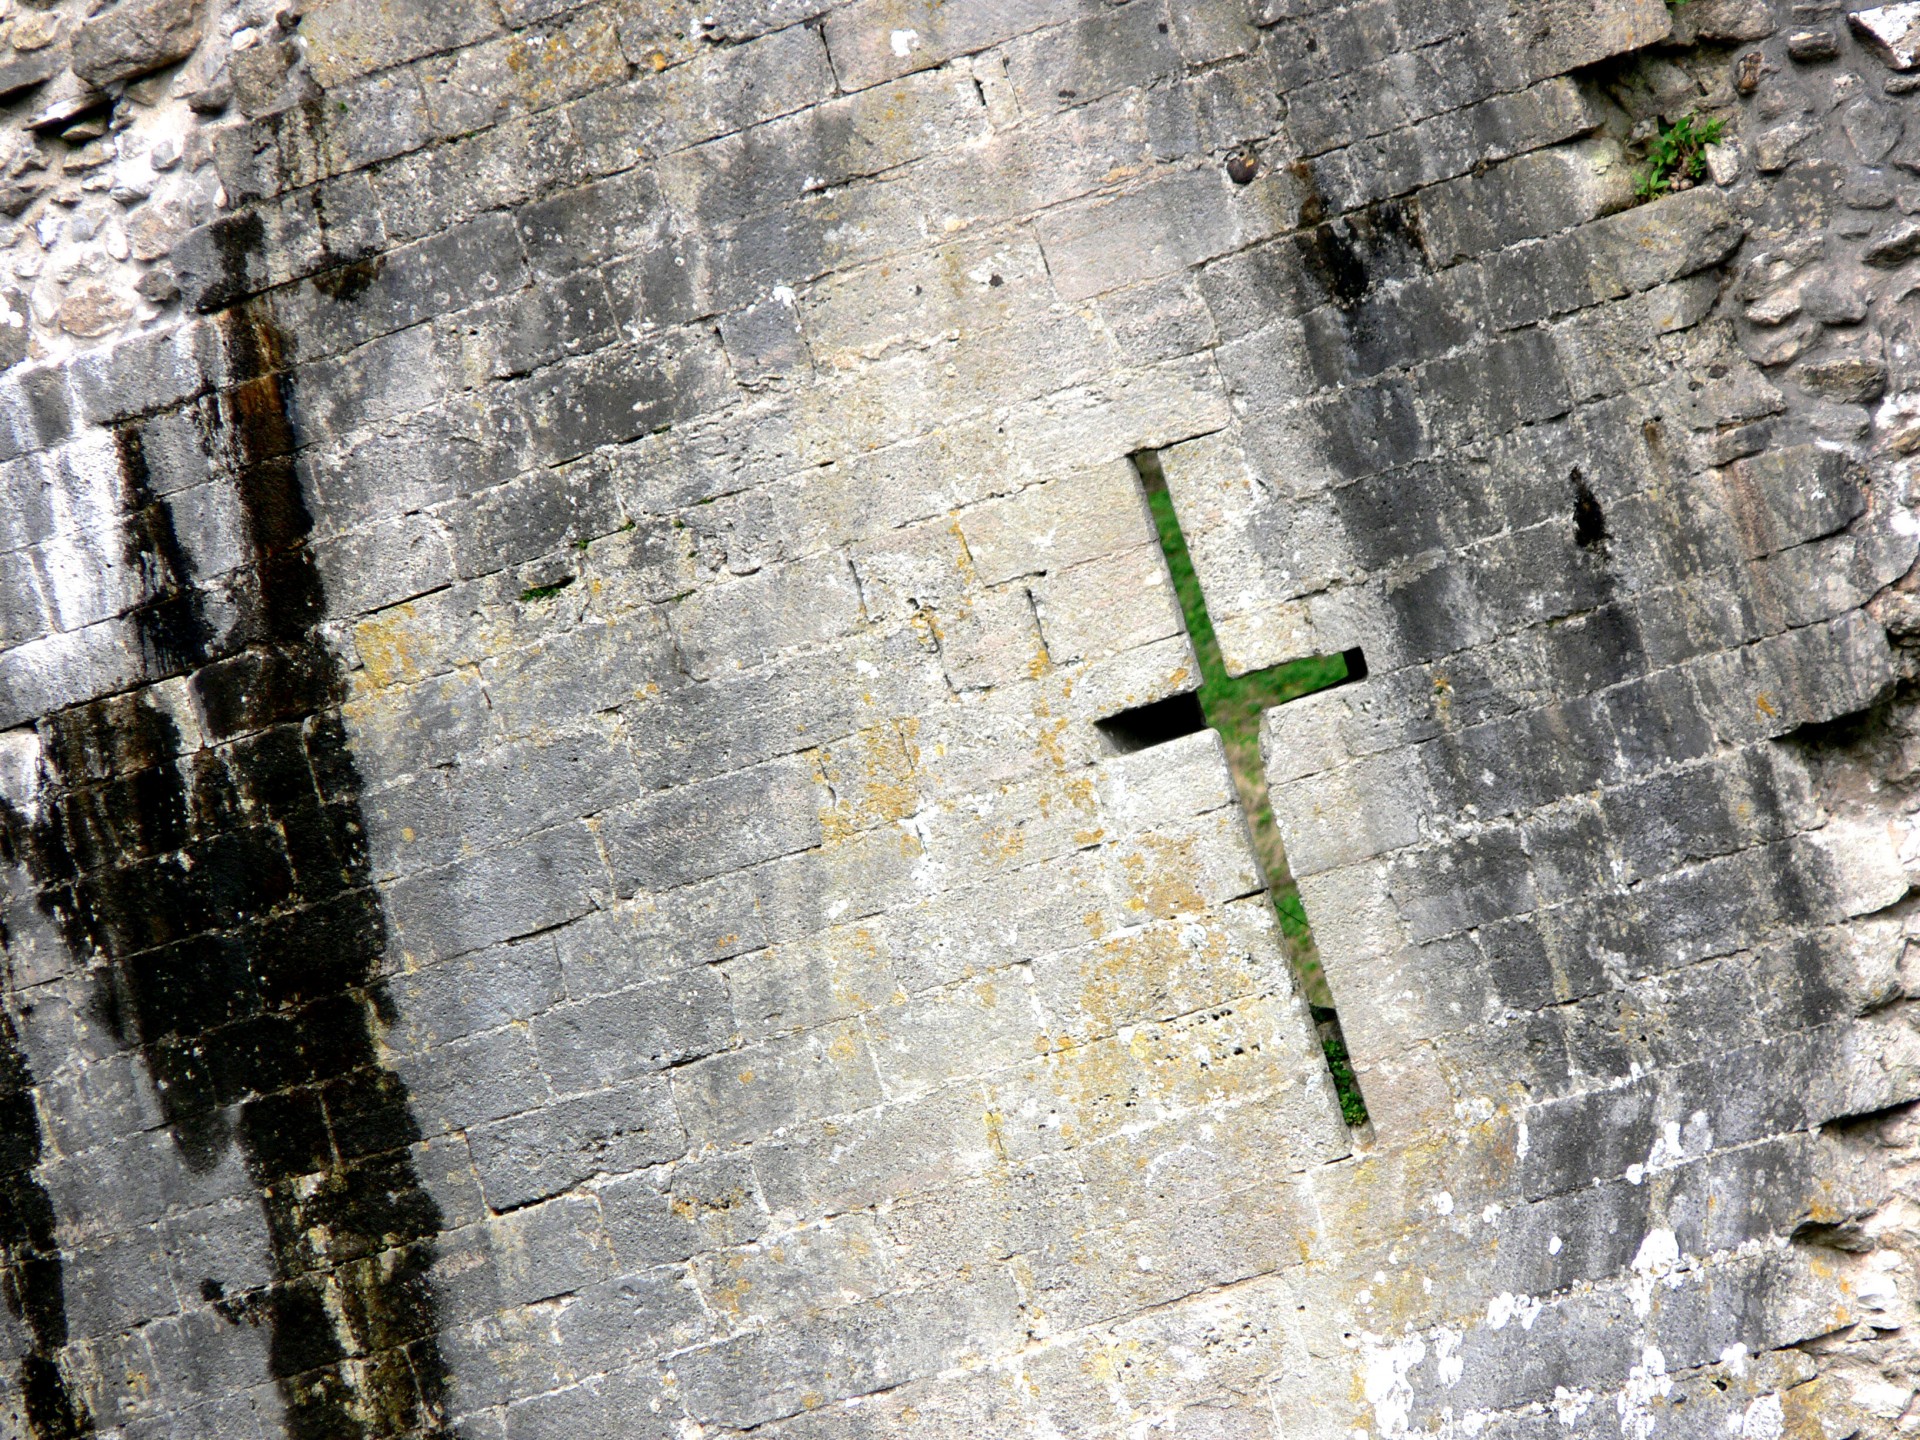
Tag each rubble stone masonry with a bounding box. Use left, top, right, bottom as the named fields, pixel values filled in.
left=0, top=0, right=1919, bottom=1436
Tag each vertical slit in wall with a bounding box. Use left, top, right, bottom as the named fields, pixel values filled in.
left=1117, top=448, right=1371, bottom=1128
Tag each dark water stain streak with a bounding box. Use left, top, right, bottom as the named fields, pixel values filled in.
left=0, top=924, right=91, bottom=1439
left=0, top=304, right=453, bottom=1440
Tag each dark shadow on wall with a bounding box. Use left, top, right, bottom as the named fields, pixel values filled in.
left=0, top=306, right=452, bottom=1440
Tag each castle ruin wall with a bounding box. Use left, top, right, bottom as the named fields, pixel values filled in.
left=0, top=0, right=1915, bottom=1437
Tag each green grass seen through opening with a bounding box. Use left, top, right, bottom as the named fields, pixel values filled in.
left=1143, top=481, right=1367, bottom=1126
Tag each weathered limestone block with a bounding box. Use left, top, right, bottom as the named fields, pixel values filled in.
left=822, top=0, right=1074, bottom=93
left=298, top=0, right=502, bottom=89
left=71, top=0, right=203, bottom=86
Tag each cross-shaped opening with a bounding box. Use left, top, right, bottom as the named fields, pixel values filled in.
left=1099, top=448, right=1371, bottom=1128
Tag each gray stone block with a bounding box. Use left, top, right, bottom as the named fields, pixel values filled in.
left=489, top=1193, right=616, bottom=1306
left=469, top=1077, right=684, bottom=1211
left=387, top=821, right=606, bottom=963
left=266, top=212, right=531, bottom=363
left=365, top=111, right=555, bottom=244
left=301, top=0, right=505, bottom=89
left=517, top=167, right=672, bottom=279
left=479, top=604, right=681, bottom=739
left=1001, top=0, right=1182, bottom=116
left=0, top=365, right=75, bottom=463
left=502, top=1365, right=677, bottom=1440
left=669, top=1271, right=1023, bottom=1429
left=552, top=1266, right=711, bottom=1371
left=446, top=454, right=624, bottom=580
left=447, top=269, right=620, bottom=380
left=531, top=970, right=732, bottom=1095
left=554, top=873, right=767, bottom=998
left=596, top=1169, right=701, bottom=1269
left=1038, top=165, right=1276, bottom=303
left=601, top=756, right=822, bottom=894
left=64, top=1230, right=177, bottom=1339
left=743, top=1363, right=1032, bottom=1439
left=1720, top=444, right=1866, bottom=558
left=311, top=512, right=457, bottom=616
left=621, top=21, right=837, bottom=150
left=823, top=0, right=1072, bottom=92
left=688, top=1212, right=894, bottom=1328
left=388, top=934, right=566, bottom=1052
left=669, top=554, right=864, bottom=677
left=752, top=1089, right=1000, bottom=1216
left=69, top=321, right=216, bottom=426
left=443, top=725, right=645, bottom=848
left=671, top=1018, right=884, bottom=1145
left=290, top=324, right=448, bottom=446
left=392, top=1025, right=553, bottom=1137
left=417, top=9, right=627, bottom=140
left=300, top=401, right=508, bottom=536
left=494, top=327, right=731, bottom=470
left=658, top=67, right=991, bottom=230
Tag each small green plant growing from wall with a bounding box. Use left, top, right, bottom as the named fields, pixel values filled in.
left=1636, top=112, right=1724, bottom=198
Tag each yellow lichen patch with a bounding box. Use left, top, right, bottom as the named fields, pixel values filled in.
left=909, top=603, right=945, bottom=651
left=821, top=924, right=887, bottom=1014
left=948, top=517, right=982, bottom=587
left=1779, top=1376, right=1839, bottom=1440
left=1035, top=772, right=1097, bottom=822
left=1024, top=1003, right=1285, bottom=1149
left=1061, top=915, right=1257, bottom=1042
left=983, top=1108, right=1008, bottom=1160
left=1118, top=832, right=1208, bottom=921
left=1032, top=711, right=1072, bottom=772
left=353, top=604, right=433, bottom=689
left=682, top=1180, right=755, bottom=1232
left=709, top=1274, right=754, bottom=1318
left=814, top=721, right=921, bottom=843
left=1083, top=1339, right=1133, bottom=1386
left=979, top=819, right=1028, bottom=866
left=499, top=21, right=628, bottom=107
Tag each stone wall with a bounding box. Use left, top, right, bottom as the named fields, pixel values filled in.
left=0, top=0, right=1919, bottom=1436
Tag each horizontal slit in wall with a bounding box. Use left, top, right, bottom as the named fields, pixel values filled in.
left=1095, top=691, right=1208, bottom=752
